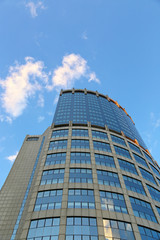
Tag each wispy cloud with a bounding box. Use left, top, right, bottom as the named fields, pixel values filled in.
left=38, top=116, right=45, bottom=122
left=37, top=94, right=44, bottom=107
left=25, top=1, right=46, bottom=18
left=7, top=151, right=18, bottom=163
left=0, top=57, right=48, bottom=118
left=81, top=31, right=88, bottom=40
left=47, top=53, right=100, bottom=91
left=150, top=112, right=160, bottom=128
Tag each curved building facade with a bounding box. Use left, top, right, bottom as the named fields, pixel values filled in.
left=0, top=89, right=160, bottom=240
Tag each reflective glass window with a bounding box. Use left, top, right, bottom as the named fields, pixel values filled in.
left=93, top=141, right=111, bottom=152
left=147, top=184, right=160, bottom=202
left=149, top=163, right=160, bottom=176
left=100, top=191, right=127, bottom=214
left=49, top=140, right=67, bottom=150
left=66, top=217, right=98, bottom=240
left=139, top=167, right=157, bottom=185
left=143, top=151, right=153, bottom=163
left=128, top=142, right=141, bottom=155
left=52, top=129, right=68, bottom=138
left=92, top=130, right=108, bottom=140
left=45, top=153, right=66, bottom=166
left=103, top=219, right=135, bottom=240
left=72, top=129, right=88, bottom=137
left=27, top=217, right=60, bottom=239
left=114, top=146, right=131, bottom=159
left=118, top=159, right=137, bottom=175
left=133, top=153, right=148, bottom=168
left=111, top=135, right=126, bottom=146
left=97, top=170, right=120, bottom=188
left=27, top=137, right=39, bottom=141
left=68, top=189, right=95, bottom=209
left=95, top=154, right=115, bottom=168
left=130, top=197, right=157, bottom=223
left=138, top=226, right=160, bottom=240
left=70, top=152, right=91, bottom=164
left=69, top=168, right=93, bottom=183
left=34, top=190, right=63, bottom=211
left=40, top=169, right=65, bottom=185
left=71, top=140, right=90, bottom=149
left=123, top=175, right=146, bottom=195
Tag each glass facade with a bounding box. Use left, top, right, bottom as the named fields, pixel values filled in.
left=130, top=197, right=157, bottom=222
left=69, top=168, right=93, bottom=183
left=34, top=190, right=63, bottom=211
left=27, top=218, right=60, bottom=240
left=66, top=217, right=98, bottom=240
left=40, top=169, right=65, bottom=185
left=103, top=219, right=135, bottom=240
left=7, top=89, right=160, bottom=240
left=123, top=175, right=146, bottom=195
left=45, top=153, right=66, bottom=166
left=100, top=191, right=127, bottom=214
left=95, top=154, right=115, bottom=168
left=68, top=189, right=95, bottom=209
left=118, top=159, right=138, bottom=175
left=97, top=170, right=121, bottom=187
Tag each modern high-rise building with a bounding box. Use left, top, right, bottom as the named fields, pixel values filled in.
left=0, top=88, right=160, bottom=240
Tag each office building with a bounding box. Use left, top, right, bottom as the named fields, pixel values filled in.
left=0, top=89, right=160, bottom=240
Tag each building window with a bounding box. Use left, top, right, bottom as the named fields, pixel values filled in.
left=52, top=129, right=68, bottom=138
left=118, top=159, right=138, bottom=175
left=34, top=190, right=63, bottom=211
left=72, top=129, right=88, bottom=137
left=130, top=197, right=157, bottom=223
left=147, top=184, right=160, bottom=203
left=149, top=163, right=160, bottom=176
left=100, top=191, right=127, bottom=214
left=45, top=153, right=66, bottom=166
left=70, top=152, right=91, bottom=164
left=139, top=167, right=157, bottom=185
left=123, top=175, right=146, bottom=195
left=66, top=217, right=98, bottom=240
left=128, top=142, right=141, bottom=155
left=143, top=151, right=153, bottom=163
left=27, top=217, right=60, bottom=240
left=103, top=219, right=135, bottom=240
left=133, top=153, right=148, bottom=168
left=49, top=140, right=67, bottom=150
left=95, top=154, right=115, bottom=168
left=68, top=189, right=95, bottom=209
left=97, top=170, right=120, bottom=188
left=111, top=135, right=126, bottom=146
left=92, top=130, right=108, bottom=140
left=114, top=146, right=131, bottom=159
left=93, top=141, right=111, bottom=152
left=69, top=168, right=93, bottom=183
left=139, top=226, right=160, bottom=240
left=71, top=140, right=90, bottom=149
left=40, top=169, right=65, bottom=185
left=27, top=137, right=39, bottom=141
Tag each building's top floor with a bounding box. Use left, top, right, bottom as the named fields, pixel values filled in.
left=52, top=88, right=147, bottom=150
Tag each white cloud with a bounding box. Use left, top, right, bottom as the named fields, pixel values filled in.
left=81, top=31, right=88, bottom=40
left=38, top=116, right=45, bottom=122
left=47, top=53, right=100, bottom=91
left=37, top=94, right=44, bottom=107
left=7, top=151, right=18, bottom=163
left=0, top=57, right=48, bottom=118
left=25, top=1, right=46, bottom=18
left=150, top=112, right=160, bottom=128
left=88, top=72, right=100, bottom=84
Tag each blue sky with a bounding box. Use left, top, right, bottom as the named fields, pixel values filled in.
left=0, top=0, right=160, bottom=189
